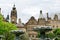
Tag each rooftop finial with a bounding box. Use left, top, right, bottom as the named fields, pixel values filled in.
left=40, top=10, right=42, bottom=14
left=13, top=4, right=16, bottom=10
left=47, top=13, right=49, bottom=19
left=14, top=4, right=15, bottom=7
left=39, top=10, right=44, bottom=19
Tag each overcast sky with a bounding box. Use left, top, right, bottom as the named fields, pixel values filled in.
left=0, top=0, right=60, bottom=23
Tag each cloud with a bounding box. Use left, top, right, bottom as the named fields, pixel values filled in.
left=0, top=0, right=60, bottom=23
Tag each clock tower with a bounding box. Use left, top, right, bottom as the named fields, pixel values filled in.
left=11, top=4, right=17, bottom=24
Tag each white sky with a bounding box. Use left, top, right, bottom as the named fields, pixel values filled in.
left=0, top=0, right=60, bottom=23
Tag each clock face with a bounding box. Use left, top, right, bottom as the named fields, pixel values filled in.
left=12, top=19, right=15, bottom=21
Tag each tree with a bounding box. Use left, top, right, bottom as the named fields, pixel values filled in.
left=53, top=28, right=60, bottom=40
left=20, top=32, right=30, bottom=40
left=47, top=33, right=55, bottom=39
left=55, top=38, right=58, bottom=40
left=53, top=28, right=60, bottom=35
left=0, top=13, right=4, bottom=21
left=0, top=13, right=17, bottom=40
left=37, top=32, right=40, bottom=38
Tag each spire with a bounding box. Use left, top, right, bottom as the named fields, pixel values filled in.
left=13, top=4, right=16, bottom=10
left=13, top=4, right=15, bottom=8
left=14, top=4, right=15, bottom=7
left=54, top=14, right=58, bottom=20
left=39, top=10, right=44, bottom=19
left=6, top=15, right=9, bottom=22
left=40, top=10, right=42, bottom=14
left=18, top=18, right=21, bottom=24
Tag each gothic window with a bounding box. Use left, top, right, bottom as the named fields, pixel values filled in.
left=32, top=35, right=35, bottom=38
left=53, top=25, right=54, bottom=28
left=56, top=26, right=58, bottom=28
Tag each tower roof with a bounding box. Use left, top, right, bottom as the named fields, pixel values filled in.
left=55, top=14, right=58, bottom=17
left=39, top=10, right=44, bottom=19
left=12, top=4, right=16, bottom=10
left=54, top=14, right=58, bottom=20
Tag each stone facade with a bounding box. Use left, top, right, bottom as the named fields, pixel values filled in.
left=24, top=10, right=60, bottom=40
left=10, top=5, right=60, bottom=40
left=11, top=4, right=17, bottom=24
left=1, top=5, right=60, bottom=40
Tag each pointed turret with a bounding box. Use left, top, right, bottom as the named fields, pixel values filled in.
left=39, top=10, right=44, bottom=19
left=54, top=14, right=58, bottom=20
left=13, top=4, right=16, bottom=10
left=40, top=10, right=42, bottom=14
left=46, top=13, right=51, bottom=21
left=38, top=10, right=46, bottom=25
left=6, top=15, right=9, bottom=22
left=47, top=13, right=49, bottom=19
left=18, top=18, right=21, bottom=24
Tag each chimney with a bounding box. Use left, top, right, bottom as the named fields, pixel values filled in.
left=18, top=18, right=21, bottom=23
left=47, top=13, right=49, bottom=19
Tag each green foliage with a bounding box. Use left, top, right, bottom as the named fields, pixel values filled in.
left=20, top=32, right=30, bottom=40
left=55, top=38, right=60, bottom=40
left=47, top=33, right=55, bottom=39
left=37, top=28, right=60, bottom=39
left=0, top=21, right=17, bottom=34
left=4, top=32, right=15, bottom=40
left=0, top=13, right=17, bottom=40
left=37, top=32, right=40, bottom=38
left=0, top=13, right=4, bottom=21
left=53, top=28, right=60, bottom=35
left=0, top=21, right=17, bottom=40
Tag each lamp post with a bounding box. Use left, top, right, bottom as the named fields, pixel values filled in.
left=33, top=26, right=52, bottom=40
left=11, top=30, right=24, bottom=40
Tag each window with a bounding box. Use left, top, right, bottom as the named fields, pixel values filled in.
left=32, top=35, right=34, bottom=37
left=56, top=26, right=58, bottom=28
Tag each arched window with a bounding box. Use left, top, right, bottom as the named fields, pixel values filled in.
left=56, top=26, right=58, bottom=28
left=32, top=35, right=34, bottom=37
left=53, top=25, right=54, bottom=28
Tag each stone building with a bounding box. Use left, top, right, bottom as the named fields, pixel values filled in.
left=1, top=5, right=60, bottom=40
left=9, top=5, right=60, bottom=40
left=24, top=10, right=60, bottom=40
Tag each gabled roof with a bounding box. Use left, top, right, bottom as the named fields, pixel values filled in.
left=25, top=16, right=37, bottom=25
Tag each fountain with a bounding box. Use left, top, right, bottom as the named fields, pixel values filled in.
left=0, top=35, right=4, bottom=40
left=11, top=30, right=24, bottom=40
left=33, top=26, right=52, bottom=40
